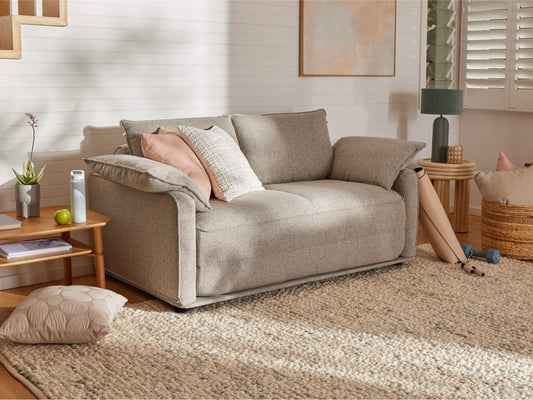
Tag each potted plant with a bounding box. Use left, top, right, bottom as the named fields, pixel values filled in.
left=13, top=113, right=46, bottom=218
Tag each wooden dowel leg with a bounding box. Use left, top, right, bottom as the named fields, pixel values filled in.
left=92, top=227, right=106, bottom=288
left=61, top=231, right=72, bottom=285
left=454, top=179, right=470, bottom=233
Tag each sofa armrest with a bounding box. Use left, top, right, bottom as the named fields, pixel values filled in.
left=84, top=154, right=211, bottom=212
left=392, top=168, right=419, bottom=258
left=329, top=136, right=425, bottom=190
left=88, top=174, right=198, bottom=307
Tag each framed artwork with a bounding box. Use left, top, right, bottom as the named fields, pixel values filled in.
left=299, top=0, right=396, bottom=76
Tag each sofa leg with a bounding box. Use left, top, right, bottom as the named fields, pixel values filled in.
left=174, top=306, right=191, bottom=313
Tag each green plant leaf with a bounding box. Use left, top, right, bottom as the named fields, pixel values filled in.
left=34, top=164, right=46, bottom=184
left=22, top=162, right=28, bottom=178
left=12, top=161, right=44, bottom=185
left=12, top=169, right=25, bottom=185
left=26, top=161, right=35, bottom=177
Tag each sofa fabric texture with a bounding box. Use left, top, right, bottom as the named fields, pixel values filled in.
left=391, top=168, right=420, bottom=258
left=196, top=180, right=406, bottom=296
left=330, top=137, right=426, bottom=190
left=84, top=154, right=211, bottom=211
left=121, top=115, right=237, bottom=157
left=88, top=175, right=198, bottom=307
left=231, top=109, right=333, bottom=184
left=87, top=109, right=421, bottom=308
left=177, top=125, right=264, bottom=202
left=141, top=128, right=212, bottom=201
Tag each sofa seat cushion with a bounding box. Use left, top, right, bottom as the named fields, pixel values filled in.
left=196, top=180, right=406, bottom=296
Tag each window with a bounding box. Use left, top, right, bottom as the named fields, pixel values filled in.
left=461, top=0, right=533, bottom=110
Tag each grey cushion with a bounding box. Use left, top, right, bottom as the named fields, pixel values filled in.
left=196, top=180, right=406, bottom=296
left=121, top=115, right=238, bottom=157
left=329, top=137, right=426, bottom=190
left=231, top=109, right=333, bottom=184
left=84, top=154, right=211, bottom=212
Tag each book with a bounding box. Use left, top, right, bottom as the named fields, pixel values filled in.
left=0, top=214, right=22, bottom=231
left=0, top=239, right=72, bottom=259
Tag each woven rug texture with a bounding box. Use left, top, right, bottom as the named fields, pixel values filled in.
left=0, top=244, right=532, bottom=399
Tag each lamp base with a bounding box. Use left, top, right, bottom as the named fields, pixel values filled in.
left=431, top=116, right=449, bottom=163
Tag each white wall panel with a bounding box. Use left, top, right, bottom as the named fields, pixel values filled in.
left=0, top=0, right=457, bottom=289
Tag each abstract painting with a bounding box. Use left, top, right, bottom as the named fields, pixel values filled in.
left=299, top=0, right=396, bottom=76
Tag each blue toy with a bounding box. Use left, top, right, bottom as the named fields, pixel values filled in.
left=461, top=244, right=500, bottom=264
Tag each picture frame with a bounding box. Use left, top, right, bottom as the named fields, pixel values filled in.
left=299, top=0, right=397, bottom=77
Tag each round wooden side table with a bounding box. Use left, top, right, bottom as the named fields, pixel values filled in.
left=417, top=159, right=476, bottom=233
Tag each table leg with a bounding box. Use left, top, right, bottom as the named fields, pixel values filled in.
left=61, top=232, right=72, bottom=285
left=431, top=179, right=450, bottom=215
left=92, top=227, right=106, bottom=289
left=454, top=179, right=470, bottom=233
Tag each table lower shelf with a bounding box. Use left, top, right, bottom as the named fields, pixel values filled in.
left=0, top=239, right=93, bottom=268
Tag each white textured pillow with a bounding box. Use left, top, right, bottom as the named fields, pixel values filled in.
left=177, top=125, right=264, bottom=201
left=0, top=286, right=127, bottom=344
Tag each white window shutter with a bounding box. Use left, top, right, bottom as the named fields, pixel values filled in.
left=461, top=0, right=533, bottom=110
left=510, top=0, right=533, bottom=108
left=461, top=0, right=508, bottom=108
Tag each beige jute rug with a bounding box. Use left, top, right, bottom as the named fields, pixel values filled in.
left=1, top=244, right=532, bottom=399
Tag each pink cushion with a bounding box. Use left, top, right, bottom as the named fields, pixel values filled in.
left=141, top=128, right=212, bottom=201
left=496, top=152, right=519, bottom=171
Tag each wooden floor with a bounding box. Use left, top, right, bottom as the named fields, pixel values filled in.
left=0, top=215, right=483, bottom=399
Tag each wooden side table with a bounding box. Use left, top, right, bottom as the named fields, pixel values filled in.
left=0, top=207, right=111, bottom=288
left=417, top=159, right=476, bottom=233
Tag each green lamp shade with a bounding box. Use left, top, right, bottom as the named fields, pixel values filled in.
left=421, top=89, right=464, bottom=116
left=420, top=89, right=464, bottom=163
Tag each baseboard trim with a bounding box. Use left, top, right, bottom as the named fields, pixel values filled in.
left=0, top=261, right=94, bottom=290
left=470, top=205, right=481, bottom=216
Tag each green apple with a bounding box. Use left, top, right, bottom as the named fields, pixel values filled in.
left=54, top=209, right=71, bottom=225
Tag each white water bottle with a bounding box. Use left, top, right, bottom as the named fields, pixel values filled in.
left=70, top=170, right=86, bottom=223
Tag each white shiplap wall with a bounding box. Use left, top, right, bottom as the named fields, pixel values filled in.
left=0, top=0, right=458, bottom=289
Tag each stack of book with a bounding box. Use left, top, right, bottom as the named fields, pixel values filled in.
left=0, top=239, right=72, bottom=259
left=0, top=214, right=22, bottom=231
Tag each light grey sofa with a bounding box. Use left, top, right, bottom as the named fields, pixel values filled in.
left=86, top=109, right=425, bottom=309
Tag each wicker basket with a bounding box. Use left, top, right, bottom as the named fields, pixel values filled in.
left=481, top=199, right=533, bottom=261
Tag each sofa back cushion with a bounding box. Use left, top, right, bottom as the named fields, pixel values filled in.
left=121, top=115, right=237, bottom=157
left=231, top=109, right=333, bottom=184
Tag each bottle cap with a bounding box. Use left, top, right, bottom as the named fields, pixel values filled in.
left=70, top=170, right=85, bottom=181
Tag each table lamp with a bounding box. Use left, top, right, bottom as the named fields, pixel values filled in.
left=421, top=88, right=463, bottom=163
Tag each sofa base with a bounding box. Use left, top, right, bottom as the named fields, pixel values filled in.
left=106, top=256, right=413, bottom=309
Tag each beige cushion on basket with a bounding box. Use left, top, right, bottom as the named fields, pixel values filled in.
left=474, top=167, right=533, bottom=206
left=0, top=286, right=127, bottom=344
left=141, top=128, right=212, bottom=201
left=177, top=125, right=264, bottom=202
